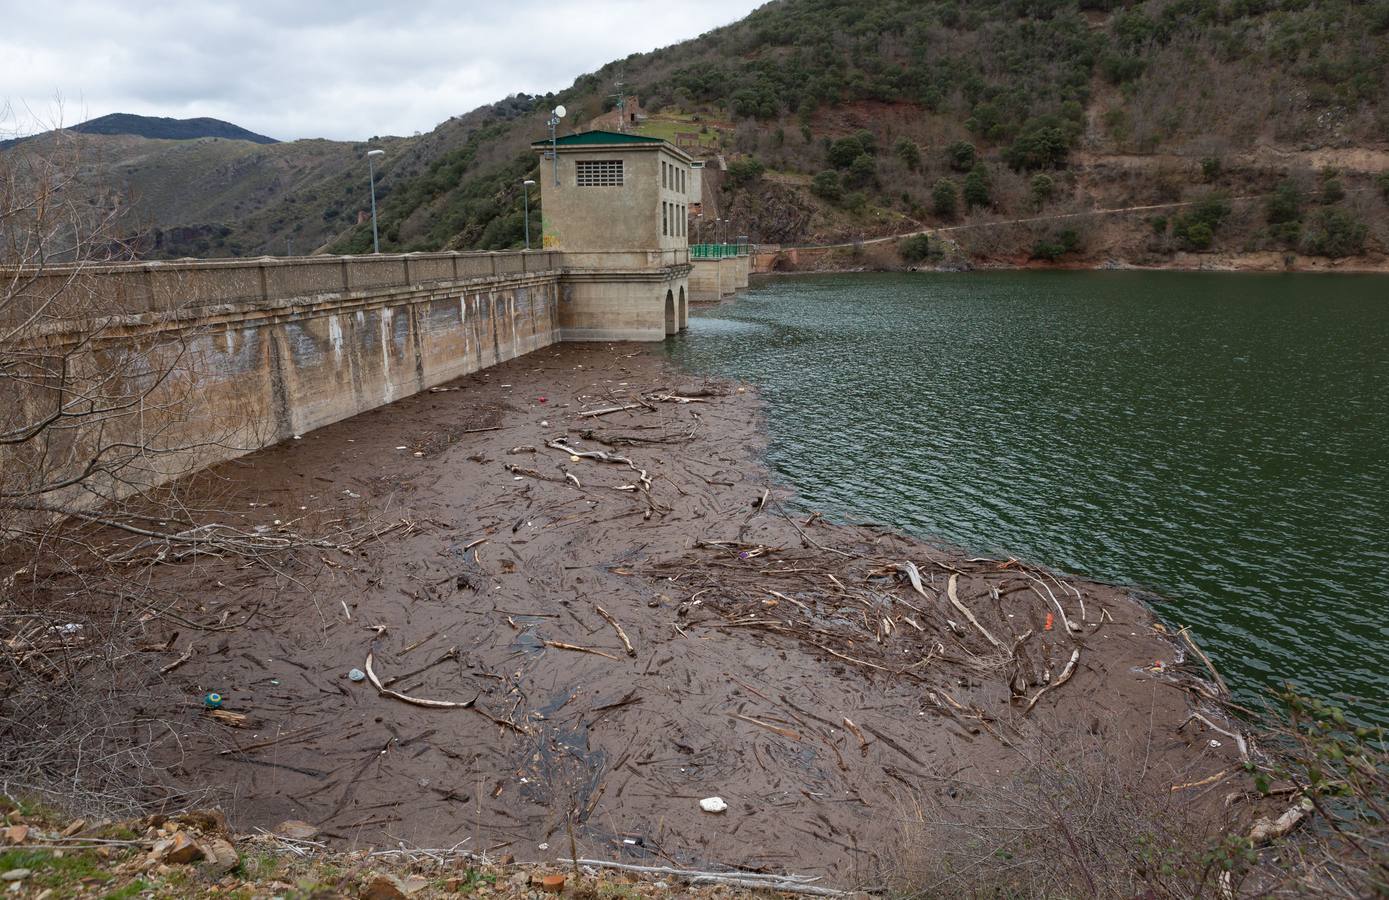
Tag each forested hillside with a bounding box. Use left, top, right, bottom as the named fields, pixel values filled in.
left=23, top=0, right=1388, bottom=267
left=329, top=0, right=1389, bottom=267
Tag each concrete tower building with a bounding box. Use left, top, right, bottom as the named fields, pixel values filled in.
left=531, top=130, right=693, bottom=338
left=532, top=131, right=693, bottom=252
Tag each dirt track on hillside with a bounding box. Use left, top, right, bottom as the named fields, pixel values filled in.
left=79, top=344, right=1241, bottom=885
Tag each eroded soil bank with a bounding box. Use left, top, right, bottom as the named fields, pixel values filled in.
left=100, top=343, right=1237, bottom=885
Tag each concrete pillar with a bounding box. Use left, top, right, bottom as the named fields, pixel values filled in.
left=688, top=259, right=722, bottom=303
left=718, top=257, right=737, bottom=296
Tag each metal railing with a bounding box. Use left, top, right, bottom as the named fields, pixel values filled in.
left=690, top=243, right=748, bottom=259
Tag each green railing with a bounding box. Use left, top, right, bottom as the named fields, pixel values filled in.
left=690, top=243, right=747, bottom=259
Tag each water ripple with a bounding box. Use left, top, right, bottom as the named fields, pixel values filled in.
left=667, top=272, right=1389, bottom=724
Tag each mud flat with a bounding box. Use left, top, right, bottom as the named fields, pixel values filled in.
left=105, top=343, right=1238, bottom=885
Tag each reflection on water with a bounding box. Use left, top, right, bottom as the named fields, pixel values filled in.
left=666, top=271, right=1389, bottom=724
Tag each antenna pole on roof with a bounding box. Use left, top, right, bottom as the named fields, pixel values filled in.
left=549, top=105, right=566, bottom=186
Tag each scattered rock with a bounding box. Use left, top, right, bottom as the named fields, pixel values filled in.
left=273, top=820, right=319, bottom=841
left=174, top=810, right=229, bottom=834
left=362, top=873, right=408, bottom=900
left=699, top=796, right=728, bottom=813
left=360, top=872, right=427, bottom=899
left=541, top=874, right=566, bottom=893
left=198, top=836, right=239, bottom=875
left=0, top=869, right=30, bottom=882
left=60, top=819, right=86, bottom=837
left=2, top=825, right=29, bottom=845
left=154, top=830, right=204, bottom=865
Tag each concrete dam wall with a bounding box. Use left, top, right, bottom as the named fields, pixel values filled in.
left=2, top=249, right=688, bottom=509
left=688, top=254, right=750, bottom=302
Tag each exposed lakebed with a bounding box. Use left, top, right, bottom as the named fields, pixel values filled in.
left=668, top=271, right=1389, bottom=723
left=93, top=343, right=1227, bottom=882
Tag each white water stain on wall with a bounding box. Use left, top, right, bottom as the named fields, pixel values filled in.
left=380, top=306, right=395, bottom=403
left=513, top=293, right=523, bottom=356
left=328, top=314, right=344, bottom=361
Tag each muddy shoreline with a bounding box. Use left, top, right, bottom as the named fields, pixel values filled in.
left=92, top=343, right=1238, bottom=886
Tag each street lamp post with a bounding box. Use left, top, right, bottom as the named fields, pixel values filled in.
left=366, top=149, right=385, bottom=254
left=522, top=179, right=536, bottom=250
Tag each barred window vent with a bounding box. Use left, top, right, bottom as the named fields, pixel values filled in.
left=576, top=159, right=624, bottom=187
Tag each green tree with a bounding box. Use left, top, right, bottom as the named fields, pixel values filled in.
left=1005, top=123, right=1070, bottom=171
left=946, top=140, right=976, bottom=172
left=828, top=136, right=865, bottom=168
left=811, top=170, right=843, bottom=202
left=1321, top=177, right=1346, bottom=204
left=1266, top=180, right=1302, bottom=224
left=899, top=233, right=931, bottom=263
left=1265, top=179, right=1303, bottom=246
left=1378, top=171, right=1389, bottom=200
left=1172, top=193, right=1232, bottom=249
left=1182, top=221, right=1214, bottom=249
left=932, top=178, right=958, bottom=218
left=1031, top=228, right=1081, bottom=261
left=1200, top=156, right=1223, bottom=181
left=1030, top=173, right=1056, bottom=207
left=847, top=153, right=877, bottom=188
left=894, top=138, right=921, bottom=172
left=1302, top=208, right=1367, bottom=258
left=725, top=157, right=765, bottom=189
left=730, top=86, right=777, bottom=119
left=963, top=165, right=991, bottom=210
left=1189, top=194, right=1233, bottom=229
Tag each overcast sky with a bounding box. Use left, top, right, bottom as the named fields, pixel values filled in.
left=1, top=0, right=763, bottom=141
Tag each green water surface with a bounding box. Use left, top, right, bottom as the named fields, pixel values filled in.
left=665, top=271, right=1389, bottom=722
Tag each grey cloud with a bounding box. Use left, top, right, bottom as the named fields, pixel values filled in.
left=2, top=0, right=761, bottom=140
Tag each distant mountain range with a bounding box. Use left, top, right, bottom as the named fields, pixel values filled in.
left=0, top=113, right=277, bottom=149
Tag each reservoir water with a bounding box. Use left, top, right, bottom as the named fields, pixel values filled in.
left=666, top=271, right=1388, bottom=723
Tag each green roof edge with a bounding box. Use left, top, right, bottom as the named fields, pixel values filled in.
left=531, top=130, right=667, bottom=147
